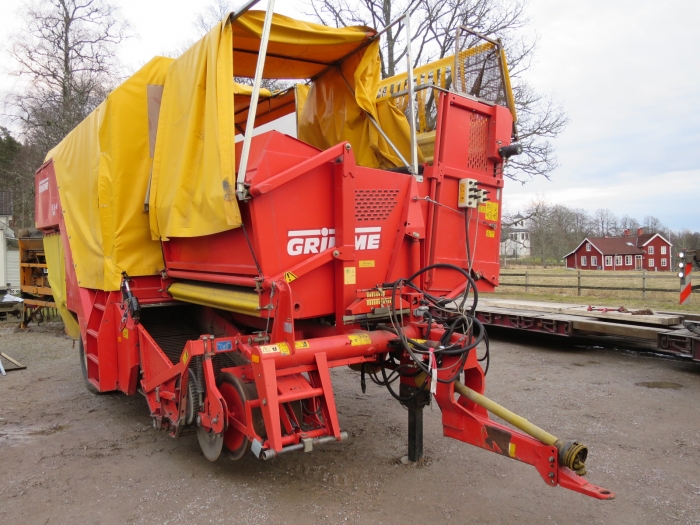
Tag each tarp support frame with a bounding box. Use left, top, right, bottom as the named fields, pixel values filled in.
left=405, top=12, right=420, bottom=181
left=236, top=0, right=276, bottom=201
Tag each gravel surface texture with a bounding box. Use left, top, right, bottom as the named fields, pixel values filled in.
left=1, top=322, right=699, bottom=524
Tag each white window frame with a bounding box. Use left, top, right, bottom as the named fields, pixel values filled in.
left=581, top=256, right=587, bottom=266
left=605, top=256, right=612, bottom=266
left=591, top=256, right=598, bottom=267
left=648, top=258, right=655, bottom=268
left=625, top=255, right=632, bottom=265
left=661, top=246, right=667, bottom=255
left=615, top=255, right=622, bottom=266
left=648, top=246, right=654, bottom=255
left=661, top=258, right=667, bottom=267
left=586, top=243, right=591, bottom=252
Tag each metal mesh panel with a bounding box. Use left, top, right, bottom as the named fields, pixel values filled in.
left=453, top=41, right=506, bottom=107
left=467, top=113, right=489, bottom=171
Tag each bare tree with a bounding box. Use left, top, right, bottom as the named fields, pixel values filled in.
left=642, top=215, right=664, bottom=235
left=306, top=0, right=567, bottom=182
left=593, top=208, right=618, bottom=237
left=618, top=215, right=641, bottom=234
left=194, top=0, right=232, bottom=35
left=7, top=0, right=129, bottom=153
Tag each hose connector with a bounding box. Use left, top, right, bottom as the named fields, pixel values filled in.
left=555, top=440, right=588, bottom=476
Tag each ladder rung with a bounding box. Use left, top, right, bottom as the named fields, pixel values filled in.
left=87, top=328, right=99, bottom=339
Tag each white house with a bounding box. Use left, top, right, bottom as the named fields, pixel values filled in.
left=0, top=191, right=18, bottom=290
left=500, top=213, right=531, bottom=258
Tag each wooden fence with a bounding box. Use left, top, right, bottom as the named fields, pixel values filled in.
left=499, top=271, right=679, bottom=299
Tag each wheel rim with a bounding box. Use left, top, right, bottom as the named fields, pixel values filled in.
left=218, top=374, right=249, bottom=460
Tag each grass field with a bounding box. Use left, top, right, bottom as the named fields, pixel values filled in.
left=494, top=267, right=699, bottom=313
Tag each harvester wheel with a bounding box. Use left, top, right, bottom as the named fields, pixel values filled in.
left=77, top=339, right=100, bottom=395
left=217, top=372, right=264, bottom=460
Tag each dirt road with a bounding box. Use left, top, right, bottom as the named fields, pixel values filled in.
left=1, top=323, right=699, bottom=524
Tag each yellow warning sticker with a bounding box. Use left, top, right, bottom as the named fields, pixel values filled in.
left=485, top=202, right=499, bottom=221
left=295, top=340, right=310, bottom=349
left=344, top=266, right=356, bottom=285
left=260, top=344, right=281, bottom=354
left=278, top=342, right=291, bottom=356
left=359, top=260, right=375, bottom=268
left=485, top=230, right=495, bottom=238
left=509, top=443, right=516, bottom=458
left=348, top=334, right=371, bottom=346
left=478, top=204, right=486, bottom=214
left=458, top=181, right=466, bottom=204
left=181, top=349, right=189, bottom=364
left=122, top=328, right=129, bottom=339
left=284, top=271, right=298, bottom=283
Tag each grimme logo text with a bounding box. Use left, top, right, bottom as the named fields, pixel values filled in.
left=287, top=227, right=381, bottom=256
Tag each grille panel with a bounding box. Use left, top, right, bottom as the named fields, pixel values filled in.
left=467, top=113, right=489, bottom=171
left=355, top=188, right=400, bottom=222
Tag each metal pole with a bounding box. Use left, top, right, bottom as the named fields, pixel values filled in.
left=236, top=0, right=276, bottom=200
left=230, top=0, right=262, bottom=22
left=643, top=271, right=647, bottom=299
left=404, top=13, right=419, bottom=180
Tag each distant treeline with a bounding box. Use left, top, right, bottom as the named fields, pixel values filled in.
left=504, top=202, right=699, bottom=263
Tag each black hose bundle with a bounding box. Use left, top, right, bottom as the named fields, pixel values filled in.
left=371, top=264, right=491, bottom=402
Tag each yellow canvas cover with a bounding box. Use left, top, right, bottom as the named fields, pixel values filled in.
left=149, top=12, right=379, bottom=241
left=46, top=57, right=173, bottom=291
left=43, top=234, right=81, bottom=338
left=297, top=39, right=422, bottom=169
left=47, top=10, right=422, bottom=291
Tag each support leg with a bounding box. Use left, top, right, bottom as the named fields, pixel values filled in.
left=400, top=383, right=431, bottom=463
left=408, top=405, right=423, bottom=462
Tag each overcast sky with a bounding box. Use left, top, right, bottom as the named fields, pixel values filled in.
left=1, top=0, right=698, bottom=231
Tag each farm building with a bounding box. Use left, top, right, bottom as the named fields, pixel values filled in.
left=564, top=228, right=673, bottom=271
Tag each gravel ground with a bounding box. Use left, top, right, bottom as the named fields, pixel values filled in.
left=1, top=322, right=699, bottom=524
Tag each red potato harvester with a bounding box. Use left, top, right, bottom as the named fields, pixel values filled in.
left=34, top=3, right=613, bottom=499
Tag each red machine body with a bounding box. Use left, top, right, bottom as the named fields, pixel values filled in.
left=35, top=90, right=613, bottom=500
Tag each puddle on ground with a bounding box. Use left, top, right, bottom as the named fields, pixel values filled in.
left=635, top=381, right=683, bottom=390
left=571, top=360, right=601, bottom=367
left=0, top=424, right=68, bottom=443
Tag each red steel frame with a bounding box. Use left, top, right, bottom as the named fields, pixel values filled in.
left=35, top=91, right=613, bottom=499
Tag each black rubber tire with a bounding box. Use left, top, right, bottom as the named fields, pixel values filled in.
left=78, top=338, right=101, bottom=394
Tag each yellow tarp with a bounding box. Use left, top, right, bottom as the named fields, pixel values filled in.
left=297, top=39, right=422, bottom=169
left=149, top=19, right=239, bottom=241
left=43, top=234, right=81, bottom=339
left=46, top=10, right=420, bottom=291
left=230, top=12, right=374, bottom=79
left=46, top=57, right=173, bottom=291
left=149, top=12, right=378, bottom=241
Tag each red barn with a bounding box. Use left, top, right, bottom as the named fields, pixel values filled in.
left=564, top=229, right=673, bottom=271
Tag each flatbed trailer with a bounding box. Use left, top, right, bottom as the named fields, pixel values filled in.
left=475, top=299, right=700, bottom=360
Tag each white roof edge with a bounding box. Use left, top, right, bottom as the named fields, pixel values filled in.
left=564, top=238, right=591, bottom=258
left=641, top=232, right=672, bottom=247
